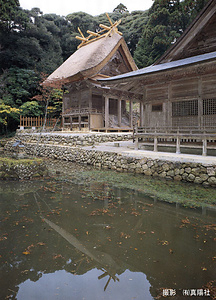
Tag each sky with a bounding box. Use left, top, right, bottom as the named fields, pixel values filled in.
left=19, top=0, right=154, bottom=16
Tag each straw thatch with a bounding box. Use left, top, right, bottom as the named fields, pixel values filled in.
left=45, top=30, right=137, bottom=84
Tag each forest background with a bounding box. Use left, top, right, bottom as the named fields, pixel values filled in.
left=0, top=0, right=209, bottom=134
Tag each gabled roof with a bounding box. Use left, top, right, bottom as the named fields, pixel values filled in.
left=157, top=0, right=216, bottom=63
left=45, top=30, right=137, bottom=84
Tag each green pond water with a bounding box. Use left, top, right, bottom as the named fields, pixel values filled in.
left=0, top=160, right=215, bottom=300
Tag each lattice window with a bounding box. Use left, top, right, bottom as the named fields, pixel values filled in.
left=203, top=99, right=216, bottom=115
left=172, top=100, right=198, bottom=117
left=152, top=104, right=163, bottom=112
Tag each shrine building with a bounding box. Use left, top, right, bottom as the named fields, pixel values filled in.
left=46, top=14, right=139, bottom=131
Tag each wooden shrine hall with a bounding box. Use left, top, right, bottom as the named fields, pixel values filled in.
left=100, top=0, right=216, bottom=134
left=46, top=14, right=140, bottom=131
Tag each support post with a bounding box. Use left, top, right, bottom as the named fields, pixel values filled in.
left=129, top=101, right=133, bottom=128
left=79, top=115, right=81, bottom=131
left=70, top=116, right=73, bottom=131
left=154, top=136, right=158, bottom=152
left=135, top=137, right=139, bottom=150
left=105, top=96, right=109, bottom=128
left=176, top=136, right=181, bottom=154
left=140, top=102, right=144, bottom=127
left=89, top=89, right=92, bottom=130
left=202, top=137, right=207, bottom=156
left=118, top=99, right=122, bottom=127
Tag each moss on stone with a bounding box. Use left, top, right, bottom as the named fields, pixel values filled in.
left=0, top=157, right=47, bottom=180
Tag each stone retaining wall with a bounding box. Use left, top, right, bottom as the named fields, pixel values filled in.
left=5, top=140, right=216, bottom=187
left=15, top=132, right=132, bottom=146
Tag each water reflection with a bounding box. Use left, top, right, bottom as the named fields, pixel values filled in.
left=0, top=179, right=215, bottom=299
left=18, top=269, right=152, bottom=300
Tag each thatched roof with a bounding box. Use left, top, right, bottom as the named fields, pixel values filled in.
left=45, top=30, right=137, bottom=84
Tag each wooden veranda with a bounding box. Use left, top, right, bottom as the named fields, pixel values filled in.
left=133, top=126, right=216, bottom=156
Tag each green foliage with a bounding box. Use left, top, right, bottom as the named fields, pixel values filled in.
left=134, top=0, right=209, bottom=67
left=181, top=0, right=209, bottom=30
left=20, top=101, right=43, bottom=117
left=0, top=68, right=41, bottom=107
left=47, top=88, right=63, bottom=118
left=118, top=10, right=149, bottom=56
left=0, top=7, right=63, bottom=74
left=113, top=3, right=129, bottom=14
left=0, top=0, right=20, bottom=30
left=0, top=99, right=20, bottom=133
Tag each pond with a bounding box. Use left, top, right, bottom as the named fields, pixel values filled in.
left=0, top=161, right=215, bottom=300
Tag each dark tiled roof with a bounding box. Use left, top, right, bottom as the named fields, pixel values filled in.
left=100, top=51, right=216, bottom=82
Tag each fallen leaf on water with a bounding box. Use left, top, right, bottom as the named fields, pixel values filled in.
left=181, top=217, right=190, bottom=224
left=203, top=224, right=216, bottom=231
left=37, top=242, right=45, bottom=246
left=131, top=211, right=141, bottom=216
left=53, top=254, right=63, bottom=259
left=159, top=240, right=169, bottom=246
left=22, top=250, right=31, bottom=255
left=137, top=231, right=146, bottom=235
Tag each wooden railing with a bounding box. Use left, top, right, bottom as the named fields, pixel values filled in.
left=19, top=116, right=60, bottom=128
left=63, top=108, right=103, bottom=116
left=133, top=126, right=216, bottom=156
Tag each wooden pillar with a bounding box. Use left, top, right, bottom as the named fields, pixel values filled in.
left=140, top=102, right=144, bottom=127
left=62, top=117, right=65, bottom=129
left=69, top=116, right=73, bottom=131
left=202, top=137, right=207, bottom=156
left=89, top=89, right=92, bottom=111
left=134, top=136, right=139, bottom=150
left=118, top=99, right=122, bottom=127
left=167, top=82, right=172, bottom=128
left=89, top=89, right=92, bottom=130
left=105, top=96, right=109, bottom=128
left=129, top=101, right=133, bottom=128
left=176, top=136, right=181, bottom=154
left=79, top=91, right=81, bottom=131
left=154, top=136, right=158, bottom=152
left=79, top=115, right=81, bottom=131
left=198, top=78, right=203, bottom=130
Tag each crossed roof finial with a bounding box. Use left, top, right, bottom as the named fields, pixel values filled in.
left=76, top=13, right=122, bottom=49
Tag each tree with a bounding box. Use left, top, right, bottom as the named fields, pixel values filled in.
left=0, top=0, right=20, bottom=29
left=181, top=0, right=209, bottom=30
left=134, top=0, right=209, bottom=68
left=0, top=68, right=41, bottom=107
left=120, top=10, right=148, bottom=56
left=0, top=100, right=20, bottom=134
left=134, top=0, right=182, bottom=67
left=19, top=101, right=43, bottom=117
left=32, top=74, right=64, bottom=128
left=113, top=3, right=129, bottom=14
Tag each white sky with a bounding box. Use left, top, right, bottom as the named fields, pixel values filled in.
left=19, top=0, right=154, bottom=16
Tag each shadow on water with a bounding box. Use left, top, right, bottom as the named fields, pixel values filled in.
left=0, top=161, right=216, bottom=299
